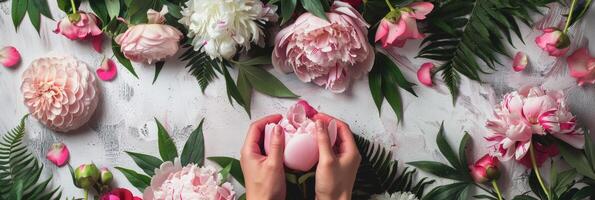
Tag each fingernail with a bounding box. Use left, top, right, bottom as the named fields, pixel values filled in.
left=316, top=120, right=324, bottom=132
left=274, top=125, right=282, bottom=135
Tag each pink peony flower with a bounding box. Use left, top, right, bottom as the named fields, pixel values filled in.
left=115, top=6, right=183, bottom=64
left=272, top=1, right=374, bottom=93
left=538, top=108, right=584, bottom=149
left=374, top=2, right=434, bottom=48
left=512, top=52, right=528, bottom=72
left=469, top=154, right=500, bottom=183
left=567, top=47, right=595, bottom=86
left=46, top=143, right=69, bottom=167
left=0, top=46, right=21, bottom=68
left=21, top=56, right=99, bottom=132
left=102, top=188, right=142, bottom=200
left=263, top=101, right=337, bottom=171
left=535, top=28, right=570, bottom=57
left=417, top=62, right=434, bottom=87
left=97, top=58, right=117, bottom=81
left=143, top=160, right=235, bottom=200
left=54, top=12, right=104, bottom=52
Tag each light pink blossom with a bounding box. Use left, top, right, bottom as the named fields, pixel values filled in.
left=512, top=52, right=528, bottom=72
left=272, top=1, right=374, bottom=93
left=46, top=143, right=69, bottom=167
left=535, top=28, right=569, bottom=57
left=567, top=47, right=595, bottom=86
left=374, top=2, right=434, bottom=48
left=54, top=12, right=103, bottom=52
left=0, top=46, right=21, bottom=68
left=21, top=56, right=98, bottom=132
left=97, top=58, right=117, bottom=81
left=263, top=101, right=337, bottom=171
left=417, top=62, right=434, bottom=87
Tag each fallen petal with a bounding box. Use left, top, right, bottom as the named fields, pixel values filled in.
left=96, top=59, right=117, bottom=81
left=92, top=35, right=104, bottom=53
left=417, top=62, right=434, bottom=87
left=46, top=143, right=70, bottom=167
left=0, top=46, right=21, bottom=68
left=513, top=52, right=528, bottom=72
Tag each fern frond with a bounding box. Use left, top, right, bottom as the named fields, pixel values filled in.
left=0, top=115, right=61, bottom=200
left=180, top=44, right=223, bottom=92
left=419, top=0, right=556, bottom=102
left=353, top=134, right=434, bottom=199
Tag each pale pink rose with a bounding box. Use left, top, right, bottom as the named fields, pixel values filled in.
left=375, top=2, right=434, bottom=48
left=96, top=58, right=117, bottom=81
left=512, top=52, right=528, bottom=72
left=567, top=47, right=595, bottom=86
left=54, top=12, right=104, bottom=52
left=46, top=143, right=70, bottom=167
left=0, top=46, right=21, bottom=68
left=272, top=1, right=374, bottom=93
left=21, top=56, right=99, bottom=132
left=535, top=28, right=570, bottom=57
left=144, top=160, right=235, bottom=200
left=115, top=6, right=182, bottom=64
left=263, top=101, right=337, bottom=171
left=417, top=62, right=434, bottom=87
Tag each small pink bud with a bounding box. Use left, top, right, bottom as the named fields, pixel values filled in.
left=469, top=154, right=500, bottom=183
left=46, top=143, right=70, bottom=167
left=100, top=167, right=113, bottom=184
left=512, top=52, right=528, bottom=72
left=96, top=58, right=117, bottom=81
left=417, top=62, right=434, bottom=87
left=0, top=46, right=21, bottom=68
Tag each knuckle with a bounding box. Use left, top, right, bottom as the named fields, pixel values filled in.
left=265, top=161, right=281, bottom=169
left=319, top=158, right=336, bottom=167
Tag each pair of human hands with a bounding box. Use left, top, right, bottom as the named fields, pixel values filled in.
left=240, top=113, right=361, bottom=200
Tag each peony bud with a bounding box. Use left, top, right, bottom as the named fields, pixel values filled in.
left=75, top=163, right=101, bottom=189
left=100, top=167, right=113, bottom=185
left=535, top=28, right=570, bottom=57
left=469, top=154, right=500, bottom=183
left=46, top=143, right=70, bottom=167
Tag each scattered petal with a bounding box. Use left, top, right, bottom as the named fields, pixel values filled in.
left=97, top=58, right=117, bottom=81
left=417, top=62, right=434, bottom=87
left=512, top=52, right=528, bottom=72
left=0, top=46, right=21, bottom=68
left=46, top=143, right=70, bottom=167
left=567, top=47, right=595, bottom=86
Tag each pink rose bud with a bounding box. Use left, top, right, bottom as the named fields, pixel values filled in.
left=97, top=58, right=117, bottom=81
left=75, top=163, right=101, bottom=189
left=54, top=12, right=104, bottom=52
left=375, top=2, right=434, bottom=48
left=46, top=143, right=70, bottom=167
left=535, top=28, right=570, bottom=57
left=512, top=52, right=528, bottom=72
left=567, top=47, right=595, bottom=86
left=100, top=167, right=114, bottom=185
left=417, top=62, right=434, bottom=87
left=0, top=46, right=21, bottom=68
left=469, top=154, right=500, bottom=183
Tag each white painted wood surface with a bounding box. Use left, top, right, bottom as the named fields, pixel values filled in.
left=1, top=1, right=594, bottom=198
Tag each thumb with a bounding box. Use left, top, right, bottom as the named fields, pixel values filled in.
left=267, top=125, right=285, bottom=163
left=316, top=120, right=334, bottom=161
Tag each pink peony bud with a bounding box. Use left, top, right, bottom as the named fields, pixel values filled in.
left=46, top=143, right=70, bottom=167
left=54, top=12, right=104, bottom=52
left=97, top=58, right=117, bottom=81
left=512, top=52, right=528, bottom=72
left=75, top=163, right=101, bottom=189
left=417, top=62, right=434, bottom=87
left=0, top=46, right=21, bottom=68
left=100, top=167, right=114, bottom=185
left=535, top=28, right=570, bottom=57
left=374, top=2, right=434, bottom=48
left=469, top=154, right=500, bottom=183
left=567, top=47, right=595, bottom=86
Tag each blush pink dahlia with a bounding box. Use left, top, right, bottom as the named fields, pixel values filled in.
left=0, top=46, right=21, bottom=68
left=21, top=56, right=99, bottom=132
left=535, top=28, right=570, bottom=57
left=143, top=160, right=236, bottom=200
left=54, top=12, right=104, bottom=52
left=567, top=47, right=595, bottom=86
left=263, top=100, right=337, bottom=171
left=375, top=2, right=434, bottom=48
left=272, top=1, right=374, bottom=93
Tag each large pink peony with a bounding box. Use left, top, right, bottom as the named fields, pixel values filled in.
left=567, top=47, right=595, bottom=86
left=54, top=12, right=104, bottom=52
left=21, top=56, right=98, bottom=132
left=375, top=2, right=434, bottom=48
left=143, top=160, right=235, bottom=200
left=263, top=100, right=337, bottom=171
left=272, top=1, right=374, bottom=93
left=115, top=6, right=183, bottom=64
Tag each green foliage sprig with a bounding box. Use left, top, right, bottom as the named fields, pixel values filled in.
left=10, top=0, right=53, bottom=33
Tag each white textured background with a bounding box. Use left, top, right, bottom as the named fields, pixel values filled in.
left=0, top=1, right=594, bottom=199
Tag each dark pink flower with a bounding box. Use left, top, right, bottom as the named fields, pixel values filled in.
left=375, top=2, right=434, bottom=48
left=535, top=28, right=569, bottom=57
left=469, top=154, right=500, bottom=183
left=96, top=58, right=117, bottom=81
left=101, top=188, right=142, bottom=200
left=417, top=62, right=434, bottom=87
left=0, top=46, right=21, bottom=68
left=46, top=143, right=69, bottom=167
left=567, top=47, right=595, bottom=86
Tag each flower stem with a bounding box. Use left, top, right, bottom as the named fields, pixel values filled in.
left=384, top=0, right=395, bottom=11
left=563, top=0, right=578, bottom=33
left=530, top=144, right=551, bottom=200
left=69, top=0, right=78, bottom=15
left=84, top=189, right=88, bottom=200
left=491, top=180, right=503, bottom=200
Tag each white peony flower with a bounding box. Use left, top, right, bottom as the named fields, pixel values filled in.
left=179, top=0, right=278, bottom=59
left=370, top=192, right=419, bottom=200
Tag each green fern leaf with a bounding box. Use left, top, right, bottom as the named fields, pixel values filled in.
left=419, top=0, right=556, bottom=103
left=353, top=134, right=434, bottom=199
left=0, top=115, right=61, bottom=200
left=180, top=44, right=222, bottom=92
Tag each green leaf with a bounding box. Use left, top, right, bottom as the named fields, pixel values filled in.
left=512, top=195, right=539, bottom=200
left=27, top=0, right=41, bottom=33
left=237, top=69, right=253, bottom=117
left=222, top=65, right=247, bottom=108
left=584, top=131, right=595, bottom=169
left=382, top=71, right=404, bottom=122
left=458, top=132, right=471, bottom=173
left=153, top=61, right=165, bottom=84
left=407, top=161, right=465, bottom=181
left=35, top=0, right=52, bottom=19
left=300, top=0, right=328, bottom=20
left=180, top=119, right=205, bottom=166
left=208, top=157, right=245, bottom=186
left=552, top=169, right=577, bottom=197
left=219, top=163, right=232, bottom=182
left=435, top=123, right=461, bottom=170
left=240, top=65, right=298, bottom=98
left=8, top=179, right=24, bottom=200
left=422, top=182, right=471, bottom=200
left=12, top=0, right=28, bottom=30
left=298, top=172, right=316, bottom=184
left=115, top=167, right=151, bottom=192
left=125, top=151, right=164, bottom=177
left=160, top=0, right=181, bottom=18
left=239, top=193, right=247, bottom=200
left=238, top=56, right=272, bottom=66
left=529, top=169, right=547, bottom=199
left=155, top=119, right=178, bottom=162
left=106, top=0, right=121, bottom=19
left=280, top=0, right=297, bottom=24
left=89, top=0, right=110, bottom=24
left=112, top=42, right=139, bottom=78
left=558, top=139, right=595, bottom=180
left=368, top=66, right=384, bottom=114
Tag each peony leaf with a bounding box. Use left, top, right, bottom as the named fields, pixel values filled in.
left=112, top=42, right=139, bottom=78
left=219, top=162, right=233, bottom=183
left=237, top=69, right=253, bottom=117
left=125, top=151, right=164, bottom=177
left=458, top=132, right=471, bottom=172
left=180, top=119, right=205, bottom=166
left=27, top=0, right=41, bottom=33
left=153, top=61, right=165, bottom=84
left=407, top=161, right=465, bottom=181
left=369, top=66, right=383, bottom=114
left=381, top=71, right=404, bottom=122
left=115, top=167, right=151, bottom=192
left=35, top=0, right=52, bottom=19
left=240, top=65, right=299, bottom=98
left=89, top=0, right=110, bottom=24
left=11, top=0, right=28, bottom=30
left=222, top=65, right=247, bottom=108
left=106, top=0, right=121, bottom=19
left=208, top=157, right=245, bottom=187
left=155, top=119, right=178, bottom=162
left=300, top=0, right=328, bottom=21
left=558, top=139, right=595, bottom=180
left=511, top=195, right=539, bottom=200
left=280, top=0, right=297, bottom=24
left=422, top=182, right=471, bottom=200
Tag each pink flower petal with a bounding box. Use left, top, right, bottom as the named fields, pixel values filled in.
left=91, top=35, right=104, bottom=53
left=97, top=58, right=117, bottom=81
left=0, top=46, right=21, bottom=68
left=512, top=52, right=528, bottom=72
left=417, top=62, right=434, bottom=87
left=46, top=143, right=70, bottom=167
left=409, top=2, right=434, bottom=20
left=567, top=47, right=595, bottom=86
